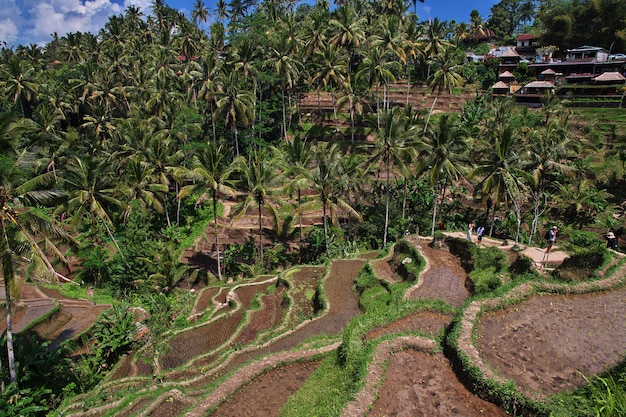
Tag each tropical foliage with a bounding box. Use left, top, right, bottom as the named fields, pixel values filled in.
left=0, top=0, right=624, bottom=414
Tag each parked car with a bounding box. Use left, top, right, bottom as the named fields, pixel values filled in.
left=609, top=53, right=626, bottom=61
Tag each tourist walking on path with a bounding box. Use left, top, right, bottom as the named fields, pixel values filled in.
left=542, top=225, right=558, bottom=267
left=477, top=225, right=485, bottom=245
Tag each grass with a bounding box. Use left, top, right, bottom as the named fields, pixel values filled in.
left=278, top=354, right=352, bottom=417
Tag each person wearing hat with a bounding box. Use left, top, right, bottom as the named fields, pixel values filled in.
left=605, top=231, right=618, bottom=251
left=546, top=225, right=558, bottom=253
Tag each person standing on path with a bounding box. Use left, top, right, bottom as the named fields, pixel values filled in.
left=477, top=225, right=485, bottom=245
left=542, top=225, right=558, bottom=267
left=605, top=231, right=619, bottom=251
left=467, top=222, right=475, bottom=242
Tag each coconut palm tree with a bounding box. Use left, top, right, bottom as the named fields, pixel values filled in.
left=232, top=149, right=283, bottom=260
left=366, top=108, right=414, bottom=246
left=356, top=46, right=400, bottom=128
left=272, top=136, right=313, bottom=242
left=416, top=113, right=469, bottom=236
left=191, top=0, right=210, bottom=28
left=522, top=115, right=580, bottom=244
left=176, top=140, right=236, bottom=280
left=265, top=32, right=303, bottom=142
left=1, top=115, right=73, bottom=386
left=60, top=155, right=127, bottom=258
left=336, top=74, right=370, bottom=143
left=308, top=142, right=363, bottom=253
left=424, top=46, right=464, bottom=131
left=2, top=57, right=39, bottom=118
left=470, top=124, right=526, bottom=243
left=214, top=69, right=255, bottom=157
left=312, top=43, right=347, bottom=133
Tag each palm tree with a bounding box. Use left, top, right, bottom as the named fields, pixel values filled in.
left=272, top=136, right=313, bottom=242
left=308, top=142, right=363, bottom=253
left=215, top=0, right=230, bottom=21
left=214, top=70, right=255, bottom=156
left=328, top=5, right=367, bottom=68
left=416, top=113, right=468, bottom=236
left=265, top=32, right=303, bottom=142
left=1, top=115, right=73, bottom=386
left=232, top=149, right=283, bottom=260
left=60, top=156, right=127, bottom=258
left=191, top=0, right=210, bottom=28
left=470, top=124, right=526, bottom=244
left=356, top=46, right=400, bottom=128
left=118, top=156, right=168, bottom=217
left=176, top=141, right=236, bottom=280
left=2, top=57, right=39, bottom=118
left=336, top=75, right=370, bottom=143
left=366, top=108, right=414, bottom=246
left=522, top=115, right=579, bottom=244
left=312, top=43, right=347, bottom=133
left=424, top=46, right=464, bottom=131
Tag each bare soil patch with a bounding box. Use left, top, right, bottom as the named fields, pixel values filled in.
left=366, top=311, right=453, bottom=340
left=476, top=285, right=626, bottom=399
left=209, top=360, right=321, bottom=417
left=368, top=350, right=509, bottom=417
left=405, top=241, right=470, bottom=307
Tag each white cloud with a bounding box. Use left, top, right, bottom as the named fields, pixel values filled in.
left=0, top=18, right=19, bottom=45
left=7, top=0, right=160, bottom=46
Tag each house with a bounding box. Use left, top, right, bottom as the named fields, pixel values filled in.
left=566, top=45, right=609, bottom=62
left=514, top=80, right=556, bottom=105
left=496, top=47, right=524, bottom=74
left=491, top=81, right=510, bottom=96
left=528, top=46, right=625, bottom=79
left=592, top=71, right=626, bottom=84
left=516, top=34, right=539, bottom=59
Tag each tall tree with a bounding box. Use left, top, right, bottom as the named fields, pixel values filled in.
left=471, top=124, right=526, bottom=243
left=214, top=70, right=255, bottom=156
left=424, top=46, right=464, bottom=131
left=177, top=141, right=236, bottom=280
left=191, top=0, right=210, bottom=28
left=366, top=108, right=414, bottom=246
left=307, top=142, right=362, bottom=253
left=1, top=115, right=73, bottom=386
left=416, top=113, right=468, bottom=236
left=265, top=32, right=303, bottom=142
left=232, top=149, right=283, bottom=260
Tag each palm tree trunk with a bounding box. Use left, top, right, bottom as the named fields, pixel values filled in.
left=350, top=104, right=355, bottom=144
left=402, top=177, right=408, bottom=220
left=332, top=91, right=339, bottom=133
left=384, top=159, right=390, bottom=247
left=406, top=67, right=411, bottom=106
left=424, top=95, right=437, bottom=133
left=323, top=202, right=329, bottom=254
left=234, top=127, right=240, bottom=157
left=281, top=85, right=288, bottom=142
left=297, top=188, right=303, bottom=242
left=430, top=188, right=438, bottom=237
left=213, top=195, right=222, bottom=280
left=376, top=85, right=381, bottom=129
left=258, top=202, right=263, bottom=261
left=1, top=224, right=17, bottom=385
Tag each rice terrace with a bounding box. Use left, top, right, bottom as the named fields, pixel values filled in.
left=1, top=0, right=626, bottom=416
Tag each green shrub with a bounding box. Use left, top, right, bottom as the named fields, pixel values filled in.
left=472, top=246, right=506, bottom=272
left=467, top=267, right=501, bottom=294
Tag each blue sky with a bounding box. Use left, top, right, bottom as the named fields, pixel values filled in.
left=1, top=0, right=499, bottom=47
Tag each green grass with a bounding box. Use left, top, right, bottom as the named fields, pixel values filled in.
left=279, top=354, right=353, bottom=417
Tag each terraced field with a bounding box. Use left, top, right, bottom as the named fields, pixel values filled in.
left=4, top=232, right=625, bottom=416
